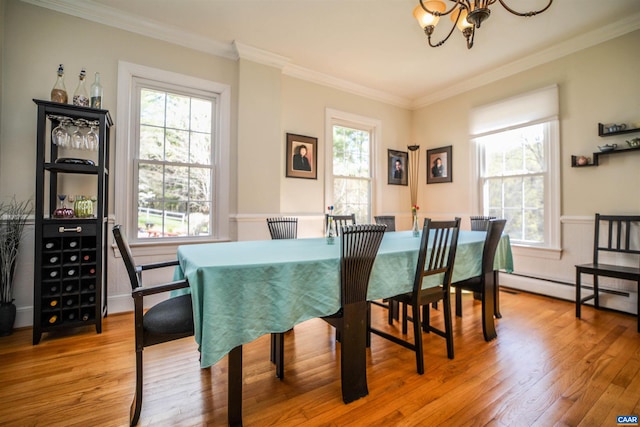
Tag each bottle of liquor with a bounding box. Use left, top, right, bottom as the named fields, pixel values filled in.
left=51, top=64, right=68, bottom=104
left=73, top=68, right=90, bottom=107
left=90, top=72, right=103, bottom=108
left=48, top=314, right=58, bottom=324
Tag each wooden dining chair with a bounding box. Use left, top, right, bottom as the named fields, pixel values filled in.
left=369, top=217, right=461, bottom=374
left=374, top=215, right=396, bottom=232
left=266, top=217, right=298, bottom=240
left=272, top=224, right=386, bottom=391
left=451, top=219, right=506, bottom=341
left=470, top=215, right=497, bottom=231
left=576, top=214, right=640, bottom=333
left=325, top=213, right=356, bottom=236
left=112, top=225, right=194, bottom=426
left=265, top=217, right=298, bottom=377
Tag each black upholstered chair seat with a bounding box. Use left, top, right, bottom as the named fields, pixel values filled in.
left=144, top=294, right=194, bottom=336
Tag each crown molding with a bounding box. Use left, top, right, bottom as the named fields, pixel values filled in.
left=21, top=0, right=237, bottom=60
left=233, top=41, right=290, bottom=69
left=412, top=11, right=640, bottom=109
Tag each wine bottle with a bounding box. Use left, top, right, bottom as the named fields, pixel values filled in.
left=82, top=312, right=90, bottom=321
left=90, top=72, right=103, bottom=108
left=49, top=315, right=58, bottom=324
left=50, top=299, right=58, bottom=307
left=51, top=64, right=68, bottom=104
left=73, top=68, right=90, bottom=107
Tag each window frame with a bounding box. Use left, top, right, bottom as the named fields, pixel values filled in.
left=470, top=118, right=560, bottom=251
left=115, top=61, right=230, bottom=244
left=324, top=108, right=381, bottom=224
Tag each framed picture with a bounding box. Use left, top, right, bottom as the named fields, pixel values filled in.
left=387, top=149, right=408, bottom=186
left=285, top=133, right=317, bottom=179
left=427, top=145, right=452, bottom=184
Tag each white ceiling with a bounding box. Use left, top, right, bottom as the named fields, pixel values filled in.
left=28, top=0, right=640, bottom=108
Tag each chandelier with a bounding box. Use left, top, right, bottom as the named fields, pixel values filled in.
left=413, top=0, right=553, bottom=49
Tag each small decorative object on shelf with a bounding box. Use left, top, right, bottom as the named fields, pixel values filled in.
left=50, top=64, right=68, bottom=104
left=72, top=68, right=90, bottom=107
left=326, top=205, right=336, bottom=245
left=576, top=156, right=590, bottom=166
left=53, top=194, right=74, bottom=218
left=90, top=72, right=103, bottom=109
left=411, top=204, right=420, bottom=237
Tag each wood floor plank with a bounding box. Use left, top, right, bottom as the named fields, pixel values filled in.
left=0, top=289, right=638, bottom=426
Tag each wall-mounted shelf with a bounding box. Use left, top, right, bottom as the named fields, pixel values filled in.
left=571, top=122, right=640, bottom=167
left=598, top=122, right=640, bottom=137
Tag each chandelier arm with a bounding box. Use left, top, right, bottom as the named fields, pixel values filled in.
left=419, top=0, right=467, bottom=17
left=426, top=14, right=461, bottom=48
left=497, top=0, right=553, bottom=17
left=465, top=26, right=475, bottom=49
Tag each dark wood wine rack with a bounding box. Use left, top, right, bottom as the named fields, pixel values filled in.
left=33, top=99, right=112, bottom=344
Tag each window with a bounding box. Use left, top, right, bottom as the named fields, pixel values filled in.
left=136, top=86, right=214, bottom=239
left=470, top=85, right=560, bottom=249
left=116, top=62, right=230, bottom=243
left=325, top=109, right=380, bottom=224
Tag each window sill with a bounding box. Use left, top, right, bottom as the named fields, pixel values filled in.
left=511, top=244, right=562, bottom=260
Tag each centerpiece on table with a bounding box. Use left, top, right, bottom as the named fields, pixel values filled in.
left=326, top=205, right=336, bottom=245
left=411, top=204, right=420, bottom=237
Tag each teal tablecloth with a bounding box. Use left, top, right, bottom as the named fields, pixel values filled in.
left=175, top=230, right=513, bottom=368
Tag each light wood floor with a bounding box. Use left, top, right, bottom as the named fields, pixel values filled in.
left=1, top=289, right=639, bottom=426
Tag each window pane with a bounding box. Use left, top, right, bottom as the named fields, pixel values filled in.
left=188, top=167, right=211, bottom=200
left=190, top=132, right=211, bottom=165
left=166, top=93, right=190, bottom=130
left=191, top=98, right=212, bottom=133
left=165, top=165, right=189, bottom=201
left=166, top=128, right=189, bottom=163
left=140, top=89, right=165, bottom=127
left=333, top=177, right=370, bottom=223
left=139, top=125, right=164, bottom=161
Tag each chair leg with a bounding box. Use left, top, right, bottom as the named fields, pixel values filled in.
left=443, top=295, right=454, bottom=359
left=494, top=270, right=502, bottom=319
left=130, top=349, right=143, bottom=426
left=637, top=280, right=640, bottom=333
left=273, top=333, right=284, bottom=379
left=422, top=303, right=431, bottom=333
left=412, top=302, right=424, bottom=375
left=576, top=270, right=582, bottom=319
left=401, top=303, right=408, bottom=334
left=593, top=275, right=600, bottom=309
left=455, top=287, right=462, bottom=317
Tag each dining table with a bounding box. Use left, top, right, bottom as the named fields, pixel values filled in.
left=174, top=230, right=513, bottom=425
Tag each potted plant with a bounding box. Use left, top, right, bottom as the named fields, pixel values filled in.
left=0, top=197, right=32, bottom=336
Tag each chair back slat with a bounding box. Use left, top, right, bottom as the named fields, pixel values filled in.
left=470, top=215, right=496, bottom=231
left=414, top=218, right=461, bottom=294
left=267, top=217, right=298, bottom=240
left=112, top=225, right=141, bottom=290
left=326, top=213, right=356, bottom=236
left=593, top=214, right=640, bottom=263
left=482, top=219, right=507, bottom=273
left=340, top=224, right=386, bottom=305
left=374, top=215, right=396, bottom=232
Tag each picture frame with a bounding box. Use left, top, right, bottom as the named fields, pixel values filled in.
left=285, top=133, right=317, bottom=179
left=427, top=145, right=452, bottom=184
left=387, top=149, right=408, bottom=186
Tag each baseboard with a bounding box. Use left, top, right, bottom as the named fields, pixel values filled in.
left=500, top=273, right=638, bottom=315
